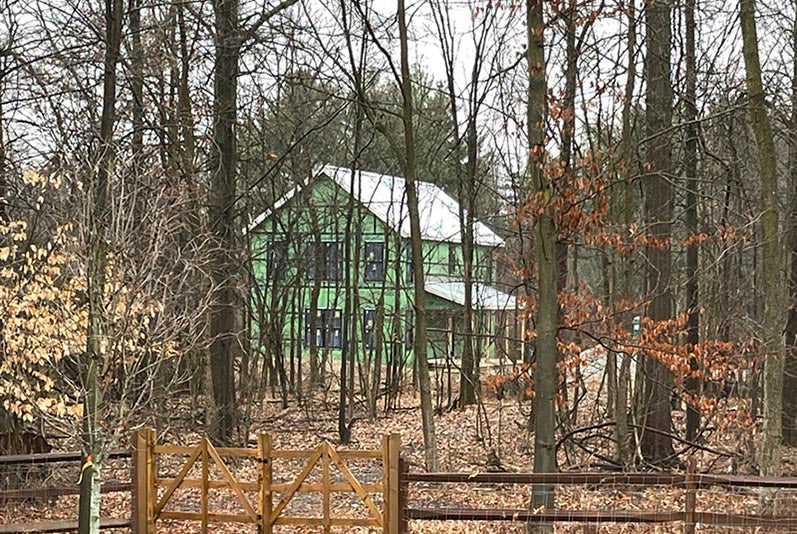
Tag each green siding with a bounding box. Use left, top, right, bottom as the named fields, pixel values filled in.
left=249, top=176, right=501, bottom=364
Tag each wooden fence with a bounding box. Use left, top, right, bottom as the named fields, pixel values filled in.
left=1, top=431, right=797, bottom=532
left=403, top=460, right=797, bottom=531
left=133, top=429, right=400, bottom=533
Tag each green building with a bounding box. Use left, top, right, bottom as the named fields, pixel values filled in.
left=246, top=165, right=520, bottom=378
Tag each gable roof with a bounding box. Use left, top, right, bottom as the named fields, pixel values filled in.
left=246, top=164, right=505, bottom=247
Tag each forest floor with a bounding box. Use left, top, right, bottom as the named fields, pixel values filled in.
left=1, top=381, right=796, bottom=533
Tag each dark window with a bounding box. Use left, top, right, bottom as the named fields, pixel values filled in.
left=405, top=309, right=413, bottom=348
left=405, top=247, right=413, bottom=283
left=485, top=253, right=494, bottom=283
left=304, top=308, right=344, bottom=348
left=307, top=241, right=344, bottom=281
left=267, top=240, right=288, bottom=280
left=324, top=242, right=344, bottom=281
left=304, top=309, right=324, bottom=347
left=363, top=309, right=377, bottom=349
left=306, top=241, right=320, bottom=280
left=448, top=247, right=458, bottom=275
left=327, top=309, right=343, bottom=348
left=364, top=242, right=385, bottom=282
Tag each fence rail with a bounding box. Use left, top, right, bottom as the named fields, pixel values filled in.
left=402, top=457, right=797, bottom=532
left=1, top=434, right=796, bottom=533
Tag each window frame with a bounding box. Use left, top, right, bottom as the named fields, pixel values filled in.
left=306, top=240, right=345, bottom=281
left=363, top=309, right=377, bottom=349
left=304, top=308, right=344, bottom=348
left=363, top=241, right=385, bottom=282
left=448, top=246, right=458, bottom=275
left=266, top=239, right=288, bottom=281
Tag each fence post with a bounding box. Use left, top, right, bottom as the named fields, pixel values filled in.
left=132, top=428, right=155, bottom=534
left=684, top=456, right=697, bottom=534
left=382, top=435, right=390, bottom=533
left=398, top=457, right=408, bottom=534
left=385, top=433, right=401, bottom=534
left=201, top=439, right=209, bottom=534
left=258, top=433, right=273, bottom=534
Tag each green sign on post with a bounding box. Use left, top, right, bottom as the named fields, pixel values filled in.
left=633, top=315, right=641, bottom=336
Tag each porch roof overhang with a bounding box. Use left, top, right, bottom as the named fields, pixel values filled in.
left=424, top=279, right=520, bottom=311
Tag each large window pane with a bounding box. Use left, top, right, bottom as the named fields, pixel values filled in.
left=364, top=242, right=385, bottom=282
left=363, top=309, right=376, bottom=349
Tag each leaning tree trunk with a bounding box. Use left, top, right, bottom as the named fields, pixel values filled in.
left=640, top=0, right=676, bottom=465
left=740, top=0, right=784, bottom=476
left=398, top=0, right=438, bottom=471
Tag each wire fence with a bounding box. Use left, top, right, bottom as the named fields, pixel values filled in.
left=0, top=449, right=132, bottom=533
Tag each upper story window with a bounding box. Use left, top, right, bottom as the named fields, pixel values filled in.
left=307, top=241, right=344, bottom=281
left=324, top=242, right=344, bottom=281
left=405, top=247, right=413, bottom=283
left=266, top=240, right=288, bottom=281
left=364, top=242, right=385, bottom=282
left=448, top=246, right=458, bottom=275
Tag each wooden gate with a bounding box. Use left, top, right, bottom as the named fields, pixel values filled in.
left=132, top=429, right=400, bottom=533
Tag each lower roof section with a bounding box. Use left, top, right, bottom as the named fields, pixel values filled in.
left=424, top=278, right=519, bottom=311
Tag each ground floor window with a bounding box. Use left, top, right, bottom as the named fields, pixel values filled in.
left=363, top=309, right=376, bottom=349
left=405, top=309, right=413, bottom=348
left=304, top=308, right=343, bottom=348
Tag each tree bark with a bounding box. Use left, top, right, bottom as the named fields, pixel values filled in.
left=615, top=0, right=636, bottom=468
left=641, top=0, right=676, bottom=465
left=129, top=0, right=143, bottom=156
left=80, top=0, right=122, bottom=532
left=398, top=0, right=438, bottom=471
left=740, top=0, right=784, bottom=476
left=208, top=0, right=240, bottom=444
left=526, top=0, right=556, bottom=530
left=783, top=4, right=797, bottom=447
left=684, top=0, right=701, bottom=443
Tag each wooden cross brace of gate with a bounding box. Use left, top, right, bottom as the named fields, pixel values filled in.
left=151, top=438, right=258, bottom=531
left=132, top=429, right=402, bottom=534
left=263, top=441, right=384, bottom=532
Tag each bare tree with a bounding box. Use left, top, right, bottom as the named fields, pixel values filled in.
left=740, top=0, right=784, bottom=477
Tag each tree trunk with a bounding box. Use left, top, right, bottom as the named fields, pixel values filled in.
left=208, top=0, right=240, bottom=444
left=460, top=115, right=477, bottom=408
left=615, top=0, right=636, bottom=468
left=684, top=0, right=701, bottom=443
left=740, top=0, right=784, bottom=476
left=80, top=0, right=122, bottom=532
left=526, top=0, right=556, bottom=530
left=640, top=0, right=676, bottom=465
left=783, top=5, right=797, bottom=447
left=129, top=0, right=143, bottom=156
left=398, top=0, right=438, bottom=471
left=556, top=0, right=577, bottom=435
